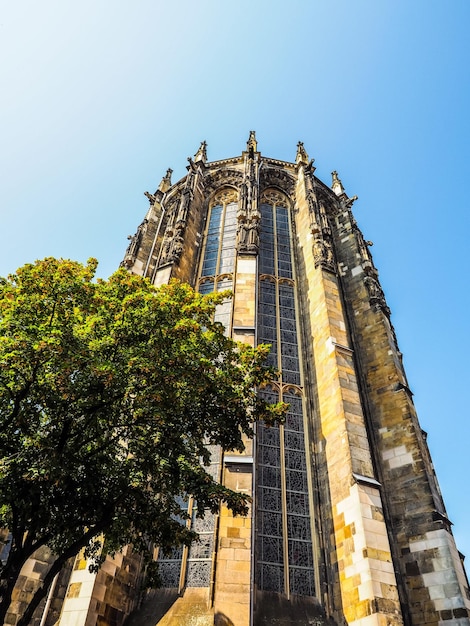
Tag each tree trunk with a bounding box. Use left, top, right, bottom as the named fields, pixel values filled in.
left=14, top=525, right=108, bottom=626
left=16, top=554, right=68, bottom=626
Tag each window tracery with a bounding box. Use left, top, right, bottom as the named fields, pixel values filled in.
left=255, top=197, right=316, bottom=597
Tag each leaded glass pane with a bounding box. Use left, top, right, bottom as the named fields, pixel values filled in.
left=157, top=543, right=183, bottom=588
left=186, top=561, right=211, bottom=587
left=281, top=343, right=298, bottom=357
left=287, top=514, right=311, bottom=541
left=214, top=278, right=232, bottom=331
left=259, top=487, right=281, bottom=512
left=219, top=202, right=237, bottom=274
left=288, top=539, right=314, bottom=569
left=286, top=491, right=308, bottom=515
left=276, top=207, right=292, bottom=279
left=285, top=449, right=307, bottom=472
left=258, top=510, right=283, bottom=536
left=282, top=368, right=301, bottom=385
left=285, top=469, right=308, bottom=493
left=258, top=464, right=281, bottom=489
left=260, top=535, right=283, bottom=563
left=259, top=204, right=275, bottom=275
left=157, top=561, right=181, bottom=588
left=206, top=445, right=221, bottom=462
left=199, top=280, right=214, bottom=294
left=279, top=288, right=295, bottom=308
left=259, top=325, right=276, bottom=342
left=192, top=511, right=216, bottom=534
left=188, top=534, right=213, bottom=559
left=285, top=412, right=303, bottom=432
left=259, top=444, right=280, bottom=467
left=258, top=425, right=280, bottom=447
left=280, top=330, right=296, bottom=345
left=258, top=563, right=284, bottom=593
left=284, top=395, right=303, bottom=418
left=260, top=285, right=275, bottom=304
left=281, top=318, right=296, bottom=332
left=290, top=567, right=315, bottom=596
left=285, top=431, right=304, bottom=451
left=185, top=507, right=214, bottom=587
left=201, top=206, right=222, bottom=276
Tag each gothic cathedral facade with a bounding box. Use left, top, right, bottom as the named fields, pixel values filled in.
left=118, top=133, right=470, bottom=626
left=8, top=133, right=470, bottom=626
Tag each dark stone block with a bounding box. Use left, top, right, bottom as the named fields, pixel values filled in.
left=405, top=561, right=420, bottom=576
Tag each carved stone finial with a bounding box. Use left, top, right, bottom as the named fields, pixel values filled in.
left=194, top=141, right=207, bottom=164
left=144, top=191, right=156, bottom=204
left=296, top=141, right=309, bottom=166
left=331, top=170, right=345, bottom=196
left=157, top=168, right=173, bottom=193
left=247, top=131, right=257, bottom=154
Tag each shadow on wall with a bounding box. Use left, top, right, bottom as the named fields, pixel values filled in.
left=214, top=613, right=235, bottom=626
left=123, top=589, right=179, bottom=625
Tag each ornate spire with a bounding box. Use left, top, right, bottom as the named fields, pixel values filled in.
left=157, top=168, right=173, bottom=193
left=247, top=130, right=257, bottom=154
left=194, top=141, right=207, bottom=164
left=331, top=170, right=345, bottom=196
left=296, top=141, right=309, bottom=166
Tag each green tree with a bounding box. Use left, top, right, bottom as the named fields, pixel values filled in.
left=0, top=258, right=284, bottom=625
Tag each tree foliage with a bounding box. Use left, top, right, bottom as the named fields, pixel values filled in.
left=0, top=258, right=284, bottom=624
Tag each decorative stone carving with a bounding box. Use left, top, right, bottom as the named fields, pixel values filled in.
left=204, top=169, right=244, bottom=195
left=296, top=141, right=309, bottom=166
left=343, top=194, right=358, bottom=209
left=247, top=130, right=257, bottom=156
left=156, top=161, right=202, bottom=267
left=160, top=168, right=173, bottom=190
left=238, top=181, right=248, bottom=219
left=194, top=141, right=207, bottom=164
left=237, top=219, right=260, bottom=254
left=260, top=189, right=288, bottom=207
left=353, top=224, right=377, bottom=275
left=331, top=170, right=345, bottom=196
left=122, top=219, right=148, bottom=268
left=312, top=233, right=336, bottom=273
left=318, top=203, right=331, bottom=236
left=364, top=274, right=391, bottom=317
left=260, top=168, right=295, bottom=198
left=213, top=188, right=238, bottom=206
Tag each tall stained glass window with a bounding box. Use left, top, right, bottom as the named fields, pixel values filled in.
left=157, top=190, right=236, bottom=590
left=199, top=190, right=238, bottom=330
left=256, top=191, right=316, bottom=597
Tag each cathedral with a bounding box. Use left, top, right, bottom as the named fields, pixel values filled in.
left=6, top=133, right=470, bottom=626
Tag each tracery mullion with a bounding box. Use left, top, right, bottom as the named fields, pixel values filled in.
left=272, top=203, right=290, bottom=597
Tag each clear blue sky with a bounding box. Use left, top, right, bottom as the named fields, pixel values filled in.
left=1, top=2, right=469, bottom=557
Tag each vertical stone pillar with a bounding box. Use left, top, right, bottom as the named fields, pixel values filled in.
left=333, top=200, right=470, bottom=625
left=295, top=168, right=403, bottom=626
left=213, top=254, right=257, bottom=626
